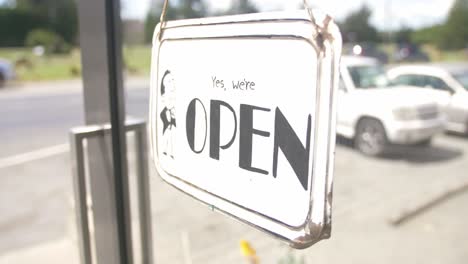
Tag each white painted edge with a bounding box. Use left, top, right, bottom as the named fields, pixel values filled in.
left=0, top=144, right=69, bottom=169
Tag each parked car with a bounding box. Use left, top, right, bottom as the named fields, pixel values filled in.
left=343, top=42, right=389, bottom=64
left=388, top=63, right=468, bottom=134
left=337, top=56, right=445, bottom=156
left=393, top=43, right=430, bottom=63
left=0, top=58, right=15, bottom=88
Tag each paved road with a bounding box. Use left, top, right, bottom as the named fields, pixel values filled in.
left=0, top=79, right=149, bottom=255
left=0, top=79, right=149, bottom=158
left=1, top=80, right=468, bottom=263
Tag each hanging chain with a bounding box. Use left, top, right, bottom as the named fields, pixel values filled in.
left=160, top=0, right=169, bottom=26
left=303, top=0, right=316, bottom=25
left=303, top=0, right=312, bottom=11
left=158, top=0, right=169, bottom=40
left=303, top=0, right=322, bottom=36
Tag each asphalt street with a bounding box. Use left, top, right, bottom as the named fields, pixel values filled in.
left=0, top=79, right=468, bottom=263
left=0, top=80, right=148, bottom=158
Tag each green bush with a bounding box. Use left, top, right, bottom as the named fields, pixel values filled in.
left=441, top=0, right=468, bottom=50
left=411, top=25, right=445, bottom=47
left=25, top=29, right=71, bottom=54
left=411, top=0, right=468, bottom=50
left=0, top=8, right=48, bottom=47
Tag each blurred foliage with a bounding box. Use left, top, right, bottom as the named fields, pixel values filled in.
left=144, top=0, right=207, bottom=43
left=144, top=13, right=159, bottom=43
left=393, top=26, right=413, bottom=44
left=143, top=3, right=177, bottom=44
left=144, top=0, right=259, bottom=43
left=404, top=0, right=468, bottom=50
left=123, top=45, right=152, bottom=75
left=338, top=0, right=467, bottom=52
left=0, top=47, right=81, bottom=81
left=225, top=0, right=258, bottom=15
left=0, top=41, right=465, bottom=82
left=0, top=0, right=77, bottom=47
left=0, top=45, right=150, bottom=81
left=411, top=25, right=445, bottom=47
left=17, top=0, right=78, bottom=44
left=441, top=0, right=468, bottom=49
left=339, top=5, right=379, bottom=43
left=25, top=29, right=71, bottom=54
left=0, top=8, right=48, bottom=47
left=51, top=1, right=78, bottom=45
left=179, top=0, right=207, bottom=19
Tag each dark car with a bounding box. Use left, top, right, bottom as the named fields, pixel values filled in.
left=393, top=43, right=430, bottom=63
left=0, top=58, right=15, bottom=88
left=343, top=43, right=389, bottom=64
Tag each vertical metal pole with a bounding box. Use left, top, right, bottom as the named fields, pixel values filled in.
left=135, top=124, right=153, bottom=263
left=105, top=0, right=134, bottom=263
left=70, top=133, right=92, bottom=264
left=76, top=0, right=132, bottom=263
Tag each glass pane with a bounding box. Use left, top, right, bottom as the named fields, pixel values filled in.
left=2, top=0, right=467, bottom=263
left=425, top=76, right=445, bottom=89
left=0, top=58, right=82, bottom=260
left=394, top=75, right=413, bottom=86
left=348, top=65, right=392, bottom=89
left=453, top=72, right=468, bottom=90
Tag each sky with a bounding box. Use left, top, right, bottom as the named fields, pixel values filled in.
left=121, top=0, right=455, bottom=30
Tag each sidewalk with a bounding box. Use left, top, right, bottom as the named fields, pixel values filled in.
left=1, top=119, right=468, bottom=263
left=0, top=76, right=149, bottom=99
left=0, top=238, right=78, bottom=264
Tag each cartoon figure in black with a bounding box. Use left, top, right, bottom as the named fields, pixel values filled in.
left=160, top=70, right=176, bottom=159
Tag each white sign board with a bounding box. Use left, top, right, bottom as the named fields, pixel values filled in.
left=149, top=10, right=341, bottom=248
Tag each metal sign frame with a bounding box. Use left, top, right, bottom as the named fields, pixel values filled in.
left=149, top=10, right=341, bottom=248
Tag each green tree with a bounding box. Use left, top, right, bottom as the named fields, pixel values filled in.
left=144, top=0, right=206, bottom=43
left=0, top=8, right=48, bottom=46
left=441, top=0, right=468, bottom=49
left=226, top=0, right=258, bottom=15
left=144, top=1, right=179, bottom=43
left=411, top=24, right=444, bottom=46
left=25, top=28, right=71, bottom=54
left=339, top=5, right=379, bottom=43
left=15, top=0, right=78, bottom=44
left=49, top=0, right=77, bottom=44
left=393, top=26, right=413, bottom=44
left=144, top=12, right=159, bottom=43
left=16, top=0, right=59, bottom=17
left=179, top=0, right=206, bottom=19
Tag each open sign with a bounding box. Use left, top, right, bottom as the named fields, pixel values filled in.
left=149, top=10, right=341, bottom=248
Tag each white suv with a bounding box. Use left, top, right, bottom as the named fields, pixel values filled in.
left=388, top=64, right=468, bottom=134
left=337, top=56, right=445, bottom=156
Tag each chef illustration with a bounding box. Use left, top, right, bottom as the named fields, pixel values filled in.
left=160, top=70, right=176, bottom=159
